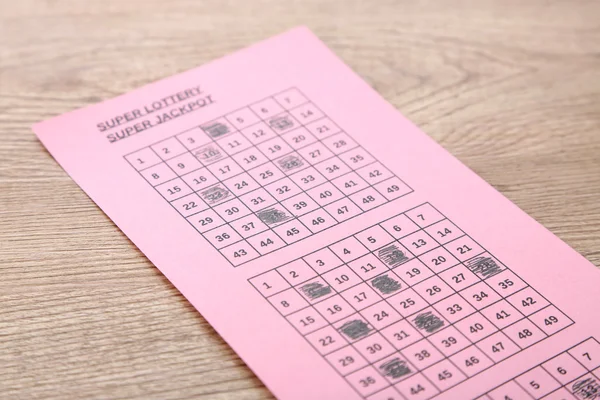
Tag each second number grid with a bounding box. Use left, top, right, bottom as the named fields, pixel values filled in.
left=250, top=202, right=573, bottom=399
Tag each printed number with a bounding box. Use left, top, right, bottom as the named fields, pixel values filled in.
left=473, top=291, right=488, bottom=302
left=498, top=279, right=514, bottom=289
left=233, top=249, right=247, bottom=258
left=225, top=207, right=240, bottom=215
left=457, top=245, right=473, bottom=254
left=260, top=238, right=274, bottom=247
left=260, top=170, right=274, bottom=180
left=441, top=337, right=457, bottom=347
left=327, top=305, right=342, bottom=315
left=414, top=350, right=430, bottom=361
left=228, top=140, right=241, bottom=149
left=300, top=316, right=315, bottom=326
left=438, top=228, right=452, bottom=237
left=294, top=201, right=308, bottom=210
left=268, top=145, right=282, bottom=153
left=492, top=342, right=505, bottom=353
left=312, top=217, right=326, bottom=225
left=518, top=329, right=533, bottom=339
left=412, top=239, right=427, bottom=249
left=167, top=186, right=181, bottom=195
left=300, top=110, right=313, bottom=119
left=183, top=201, right=197, bottom=211
left=432, top=256, right=446, bottom=265
left=374, top=312, right=388, bottom=322
left=200, top=217, right=213, bottom=226
left=193, top=176, right=207, bottom=185
left=496, top=310, right=511, bottom=320
left=339, top=356, right=354, bottom=367
left=277, top=185, right=290, bottom=194
left=367, top=344, right=383, bottom=354
left=465, top=357, right=479, bottom=367
left=252, top=129, right=266, bottom=138
left=438, top=370, right=453, bottom=380
left=410, top=385, right=425, bottom=395
left=215, top=233, right=231, bottom=242
left=406, top=268, right=421, bottom=278
left=426, top=286, right=442, bottom=296
left=354, top=292, right=366, bottom=302
left=301, top=175, right=315, bottom=184
left=400, top=298, right=415, bottom=309
left=235, top=181, right=248, bottom=190
left=319, top=336, right=334, bottom=346
left=360, top=263, right=376, bottom=273
left=469, top=323, right=484, bottom=333
left=521, top=297, right=537, bottom=307
left=360, top=377, right=376, bottom=387
left=362, top=195, right=376, bottom=204
left=387, top=185, right=400, bottom=193
left=446, top=304, right=462, bottom=314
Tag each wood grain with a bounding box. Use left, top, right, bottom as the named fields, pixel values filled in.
left=1, top=0, right=599, bottom=398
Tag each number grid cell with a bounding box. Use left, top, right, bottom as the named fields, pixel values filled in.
left=478, top=337, right=600, bottom=400
left=248, top=202, right=574, bottom=399
left=124, top=87, right=413, bottom=266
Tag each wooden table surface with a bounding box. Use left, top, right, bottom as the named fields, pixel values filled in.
left=2, top=0, right=600, bottom=398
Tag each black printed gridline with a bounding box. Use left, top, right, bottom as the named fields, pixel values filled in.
left=124, top=88, right=412, bottom=266
left=249, top=202, right=574, bottom=400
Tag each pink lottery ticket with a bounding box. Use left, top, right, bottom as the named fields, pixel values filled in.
left=34, top=27, right=600, bottom=400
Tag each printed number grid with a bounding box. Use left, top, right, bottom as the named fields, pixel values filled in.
left=248, top=202, right=574, bottom=400
left=477, top=337, right=600, bottom=400
left=124, top=88, right=412, bottom=266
